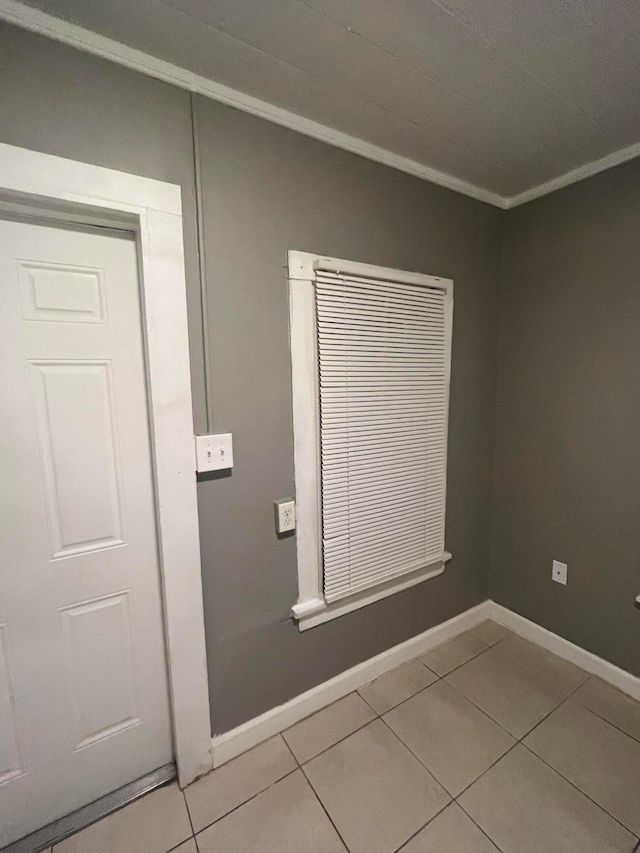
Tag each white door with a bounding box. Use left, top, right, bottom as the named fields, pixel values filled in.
left=0, top=218, right=173, bottom=846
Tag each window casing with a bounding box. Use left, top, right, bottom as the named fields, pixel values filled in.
left=288, top=251, right=453, bottom=630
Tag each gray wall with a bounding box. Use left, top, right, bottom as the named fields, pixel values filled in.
left=491, top=159, right=640, bottom=676
left=0, top=25, right=503, bottom=733
left=0, top=23, right=208, bottom=431
left=195, top=98, right=503, bottom=731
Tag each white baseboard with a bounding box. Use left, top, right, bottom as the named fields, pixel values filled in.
left=211, top=599, right=640, bottom=768
left=489, top=602, right=640, bottom=702
left=211, top=599, right=492, bottom=767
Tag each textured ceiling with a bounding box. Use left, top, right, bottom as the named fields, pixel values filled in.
left=11, top=0, right=640, bottom=203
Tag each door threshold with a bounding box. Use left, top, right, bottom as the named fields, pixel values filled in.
left=1, top=763, right=176, bottom=853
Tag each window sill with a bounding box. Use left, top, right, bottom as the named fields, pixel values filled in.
left=292, top=552, right=452, bottom=631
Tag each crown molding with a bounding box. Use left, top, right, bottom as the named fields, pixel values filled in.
left=2, top=0, right=639, bottom=211
left=0, top=0, right=507, bottom=209
left=505, top=140, right=640, bottom=208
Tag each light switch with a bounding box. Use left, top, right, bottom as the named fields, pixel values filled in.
left=195, top=433, right=233, bottom=472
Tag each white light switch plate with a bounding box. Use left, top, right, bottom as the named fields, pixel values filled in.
left=552, top=560, right=568, bottom=585
left=195, top=433, right=233, bottom=472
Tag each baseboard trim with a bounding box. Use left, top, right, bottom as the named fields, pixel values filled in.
left=211, top=599, right=492, bottom=767
left=489, top=602, right=640, bottom=702
left=211, top=599, right=640, bottom=768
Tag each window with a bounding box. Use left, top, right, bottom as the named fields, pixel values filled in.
left=288, top=251, right=453, bottom=630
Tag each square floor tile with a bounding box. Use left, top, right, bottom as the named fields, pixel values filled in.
left=419, top=632, right=488, bottom=676
left=184, top=734, right=296, bottom=832
left=53, top=783, right=192, bottom=853
left=469, top=620, right=511, bottom=646
left=359, top=660, right=437, bottom=714
left=196, top=770, right=346, bottom=853
left=400, top=803, right=499, bottom=853
left=445, top=645, right=569, bottom=737
left=524, top=700, right=640, bottom=835
left=573, top=677, right=640, bottom=743
left=493, top=634, right=588, bottom=692
left=384, top=680, right=515, bottom=796
left=459, top=745, right=635, bottom=853
left=303, top=719, right=450, bottom=853
left=283, top=692, right=376, bottom=764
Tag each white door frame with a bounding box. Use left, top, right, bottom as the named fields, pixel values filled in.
left=0, top=142, right=212, bottom=787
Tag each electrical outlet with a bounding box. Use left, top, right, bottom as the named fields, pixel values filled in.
left=274, top=498, right=296, bottom=533
left=552, top=560, right=568, bottom=585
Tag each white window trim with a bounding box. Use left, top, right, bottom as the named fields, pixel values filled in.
left=288, top=250, right=453, bottom=631
left=0, top=143, right=212, bottom=785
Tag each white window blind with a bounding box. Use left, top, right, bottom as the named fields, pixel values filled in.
left=315, top=269, right=450, bottom=603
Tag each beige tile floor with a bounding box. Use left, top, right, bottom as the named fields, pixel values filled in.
left=46, top=621, right=640, bottom=853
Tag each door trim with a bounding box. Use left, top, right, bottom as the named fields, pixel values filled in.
left=0, top=142, right=212, bottom=787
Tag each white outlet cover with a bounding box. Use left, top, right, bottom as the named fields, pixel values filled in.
left=274, top=498, right=296, bottom=533
left=552, top=560, right=568, bottom=585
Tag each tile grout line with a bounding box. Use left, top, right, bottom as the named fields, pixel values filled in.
left=573, top=693, right=640, bottom=746
left=293, top=647, right=501, bottom=853
left=374, top=673, right=516, bottom=804
left=360, top=626, right=502, bottom=708
left=282, top=627, right=503, bottom=755
left=517, top=673, right=589, bottom=743
left=449, top=660, right=633, bottom=837
left=519, top=740, right=638, bottom=838
left=441, top=635, right=591, bottom=741
left=390, top=800, right=452, bottom=852
left=415, top=656, right=440, bottom=673
left=357, top=633, right=501, bottom=722
left=356, top=689, right=386, bottom=716
left=380, top=633, right=529, bottom=853
left=165, top=835, right=197, bottom=853
left=298, top=764, right=352, bottom=852
left=376, top=712, right=450, bottom=789
left=421, top=626, right=512, bottom=679
left=190, top=690, right=425, bottom=846
left=260, top=630, right=516, bottom=849
left=440, top=674, right=518, bottom=739
left=191, top=730, right=353, bottom=851
left=357, top=669, right=442, bottom=716
left=448, top=672, right=623, bottom=850
left=454, top=798, right=509, bottom=853
left=187, top=729, right=311, bottom=840
left=418, top=633, right=493, bottom=675
left=449, top=673, right=592, bottom=802
left=452, top=739, right=521, bottom=801
left=180, top=786, right=197, bottom=842
left=189, top=764, right=301, bottom=839
left=376, top=632, right=635, bottom=850
left=280, top=733, right=302, bottom=767
left=412, top=636, right=640, bottom=846
left=284, top=707, right=379, bottom=765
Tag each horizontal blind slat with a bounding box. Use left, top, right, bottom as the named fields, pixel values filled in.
left=322, top=486, right=445, bottom=516
left=315, top=273, right=448, bottom=603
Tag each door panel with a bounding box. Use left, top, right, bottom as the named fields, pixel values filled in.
left=0, top=624, right=24, bottom=786
left=59, top=592, right=139, bottom=751
left=30, top=359, right=126, bottom=558
left=18, top=261, right=107, bottom=324
left=0, top=218, right=172, bottom=846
